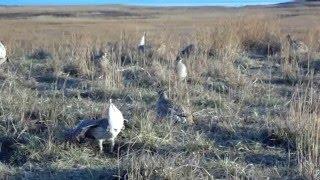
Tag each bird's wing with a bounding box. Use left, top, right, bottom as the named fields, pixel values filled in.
left=170, top=106, right=188, bottom=117
left=65, top=119, right=106, bottom=141
left=182, top=44, right=195, bottom=55
left=166, top=100, right=188, bottom=117
left=157, top=99, right=170, bottom=117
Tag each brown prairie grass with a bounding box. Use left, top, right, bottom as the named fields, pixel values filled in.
left=288, top=83, right=320, bottom=179
left=0, top=4, right=320, bottom=179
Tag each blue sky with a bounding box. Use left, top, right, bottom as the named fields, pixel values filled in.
left=0, top=0, right=290, bottom=6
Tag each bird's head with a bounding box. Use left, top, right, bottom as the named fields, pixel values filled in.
left=158, top=90, right=169, bottom=100
left=177, top=58, right=183, bottom=63
left=108, top=99, right=114, bottom=110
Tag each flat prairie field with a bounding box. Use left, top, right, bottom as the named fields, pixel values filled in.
left=0, top=2, right=320, bottom=179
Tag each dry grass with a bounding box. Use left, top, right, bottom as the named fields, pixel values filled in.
left=287, top=83, right=320, bottom=179
left=0, top=3, right=320, bottom=179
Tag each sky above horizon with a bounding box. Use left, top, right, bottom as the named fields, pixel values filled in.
left=1, top=0, right=290, bottom=6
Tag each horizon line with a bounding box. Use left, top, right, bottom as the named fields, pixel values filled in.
left=0, top=1, right=293, bottom=8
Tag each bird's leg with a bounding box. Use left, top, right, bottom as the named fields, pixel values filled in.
left=98, top=139, right=104, bottom=154
left=184, top=78, right=190, bottom=105
left=110, top=138, right=115, bottom=153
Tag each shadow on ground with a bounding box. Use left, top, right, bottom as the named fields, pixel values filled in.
left=6, top=167, right=124, bottom=180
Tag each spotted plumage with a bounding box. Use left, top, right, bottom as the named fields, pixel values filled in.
left=287, top=34, right=308, bottom=54
left=156, top=90, right=188, bottom=123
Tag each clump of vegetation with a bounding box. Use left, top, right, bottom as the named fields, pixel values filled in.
left=0, top=4, right=319, bottom=179
left=29, top=48, right=52, bottom=60
left=286, top=85, right=320, bottom=179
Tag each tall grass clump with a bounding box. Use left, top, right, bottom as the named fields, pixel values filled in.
left=238, top=16, right=281, bottom=56
left=287, top=83, right=320, bottom=179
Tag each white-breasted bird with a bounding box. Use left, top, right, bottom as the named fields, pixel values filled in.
left=107, top=99, right=124, bottom=152
left=65, top=99, right=124, bottom=153
left=176, top=59, right=188, bottom=80
left=138, top=32, right=146, bottom=53
left=0, top=41, right=8, bottom=65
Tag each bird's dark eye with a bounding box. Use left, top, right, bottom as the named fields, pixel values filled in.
left=113, top=128, right=118, bottom=131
